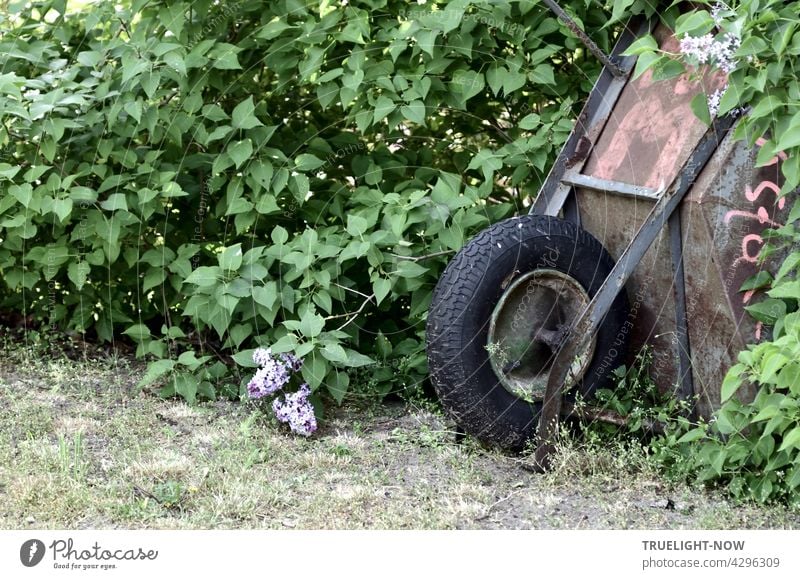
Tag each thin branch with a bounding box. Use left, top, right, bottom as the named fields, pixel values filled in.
left=332, top=282, right=371, bottom=299
left=391, top=249, right=456, bottom=262
left=324, top=293, right=376, bottom=331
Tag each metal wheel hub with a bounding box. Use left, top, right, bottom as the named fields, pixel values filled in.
left=487, top=269, right=597, bottom=403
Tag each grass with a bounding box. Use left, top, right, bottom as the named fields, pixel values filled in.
left=0, top=338, right=798, bottom=529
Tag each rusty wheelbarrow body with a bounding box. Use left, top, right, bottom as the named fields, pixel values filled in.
left=425, top=13, right=792, bottom=465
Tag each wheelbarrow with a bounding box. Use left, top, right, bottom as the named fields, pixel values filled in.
left=425, top=4, right=792, bottom=468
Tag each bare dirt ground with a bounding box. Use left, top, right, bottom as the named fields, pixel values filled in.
left=1, top=342, right=798, bottom=530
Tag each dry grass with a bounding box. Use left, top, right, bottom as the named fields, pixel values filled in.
left=0, top=340, right=798, bottom=530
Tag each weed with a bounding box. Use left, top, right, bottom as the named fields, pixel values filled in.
left=57, top=431, right=85, bottom=481
left=152, top=480, right=185, bottom=509
left=330, top=443, right=352, bottom=457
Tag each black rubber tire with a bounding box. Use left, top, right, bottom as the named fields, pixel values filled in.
left=426, top=214, right=630, bottom=450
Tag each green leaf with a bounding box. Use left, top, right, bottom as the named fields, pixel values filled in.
left=778, top=426, right=800, bottom=452
left=345, top=349, right=374, bottom=367
left=9, top=184, right=32, bottom=207
left=301, top=353, right=328, bottom=390
left=232, top=348, right=259, bottom=368
left=295, top=153, right=324, bottom=171
left=788, top=199, right=800, bottom=224
left=519, top=113, right=540, bottom=130
left=739, top=271, right=773, bottom=292
left=401, top=100, right=426, bottom=124
left=529, top=64, right=555, bottom=86
left=394, top=260, right=429, bottom=278
left=219, top=244, right=243, bottom=272
left=210, top=44, right=241, bottom=69
left=138, top=359, right=176, bottom=388
left=124, top=100, right=142, bottom=123
left=674, top=10, right=714, bottom=36
left=416, top=29, right=438, bottom=56
left=255, top=194, right=280, bottom=214
left=299, top=47, right=325, bottom=80
left=346, top=214, right=369, bottom=237
left=320, top=342, right=348, bottom=364
left=778, top=119, right=800, bottom=151
left=177, top=351, right=211, bottom=370
left=232, top=96, right=263, bottom=130
left=676, top=427, right=706, bottom=443
left=632, top=52, right=662, bottom=80
left=778, top=362, right=800, bottom=395
left=749, top=95, right=784, bottom=120
left=373, top=96, right=396, bottom=124
left=339, top=240, right=370, bottom=262
left=745, top=299, right=787, bottom=325
left=451, top=70, right=484, bottom=102
left=0, top=163, right=20, bottom=180
left=257, top=17, right=293, bottom=39
left=721, top=363, right=745, bottom=402
left=52, top=197, right=73, bottom=222
left=767, top=280, right=800, bottom=299
left=272, top=225, right=289, bottom=245
left=775, top=252, right=800, bottom=282
left=252, top=283, right=277, bottom=309
left=610, top=0, right=636, bottom=26
left=788, top=464, right=800, bottom=489
left=184, top=266, right=221, bottom=287
left=761, top=352, right=789, bottom=383
left=298, top=310, right=325, bottom=338
left=326, top=370, right=349, bottom=403
left=690, top=92, right=711, bottom=126
left=172, top=372, right=199, bottom=404
left=143, top=267, right=166, bottom=292
left=228, top=323, right=252, bottom=349
left=373, top=278, right=391, bottom=305
left=123, top=324, right=151, bottom=342
left=100, top=193, right=128, bottom=212
left=503, top=69, right=527, bottom=95
left=227, top=139, right=253, bottom=169
left=623, top=35, right=658, bottom=56
left=67, top=261, right=91, bottom=291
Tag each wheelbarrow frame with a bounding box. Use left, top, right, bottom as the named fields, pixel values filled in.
left=523, top=12, right=740, bottom=470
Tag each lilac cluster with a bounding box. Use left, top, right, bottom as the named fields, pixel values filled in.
left=247, top=347, right=316, bottom=436
left=272, top=383, right=317, bottom=437
left=679, top=31, right=740, bottom=73
left=247, top=348, right=291, bottom=399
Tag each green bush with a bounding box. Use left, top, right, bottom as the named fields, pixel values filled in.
left=0, top=0, right=617, bottom=405
left=650, top=206, right=800, bottom=504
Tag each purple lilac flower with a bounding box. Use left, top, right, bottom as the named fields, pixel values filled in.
left=679, top=31, right=740, bottom=74
left=247, top=348, right=291, bottom=399
left=272, top=383, right=317, bottom=436
left=707, top=87, right=725, bottom=118
left=710, top=1, right=726, bottom=26
left=279, top=352, right=303, bottom=373
left=253, top=347, right=273, bottom=367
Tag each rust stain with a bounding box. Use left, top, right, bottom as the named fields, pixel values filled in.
left=583, top=27, right=727, bottom=189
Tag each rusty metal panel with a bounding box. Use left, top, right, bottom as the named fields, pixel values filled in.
left=582, top=26, right=727, bottom=189
left=575, top=189, right=680, bottom=392
left=682, top=131, right=792, bottom=416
